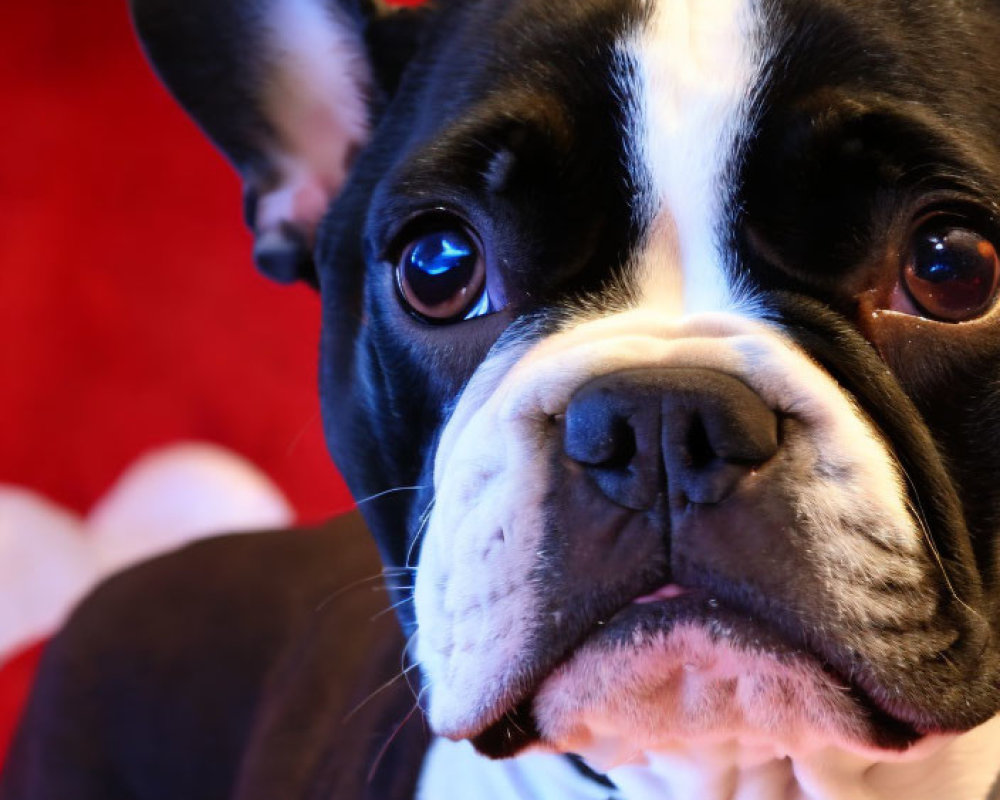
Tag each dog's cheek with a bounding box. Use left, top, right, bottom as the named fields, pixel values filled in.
left=908, top=356, right=1000, bottom=583
left=413, top=408, right=555, bottom=737
left=415, top=362, right=564, bottom=736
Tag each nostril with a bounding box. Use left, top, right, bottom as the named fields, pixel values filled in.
left=564, top=389, right=661, bottom=511
left=565, top=400, right=638, bottom=468
left=662, top=372, right=779, bottom=506
left=602, top=416, right=637, bottom=469
left=683, top=412, right=716, bottom=470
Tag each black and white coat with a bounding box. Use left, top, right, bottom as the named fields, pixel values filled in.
left=5, top=0, right=1000, bottom=797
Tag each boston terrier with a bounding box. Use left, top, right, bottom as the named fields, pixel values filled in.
left=5, top=0, right=1000, bottom=797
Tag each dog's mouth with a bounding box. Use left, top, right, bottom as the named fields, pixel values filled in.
left=468, top=583, right=923, bottom=758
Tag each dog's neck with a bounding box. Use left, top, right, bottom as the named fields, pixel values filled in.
left=419, top=716, right=1000, bottom=800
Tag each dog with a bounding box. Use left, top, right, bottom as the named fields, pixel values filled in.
left=4, top=0, right=1000, bottom=797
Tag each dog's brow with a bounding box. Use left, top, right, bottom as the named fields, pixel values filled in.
left=788, top=93, right=992, bottom=187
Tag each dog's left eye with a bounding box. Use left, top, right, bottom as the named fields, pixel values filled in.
left=394, top=224, right=490, bottom=323
left=894, top=219, right=1000, bottom=322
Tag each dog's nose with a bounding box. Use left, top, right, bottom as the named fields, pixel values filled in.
left=563, top=368, right=779, bottom=510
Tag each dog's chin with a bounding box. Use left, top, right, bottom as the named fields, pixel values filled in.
left=466, top=591, right=924, bottom=762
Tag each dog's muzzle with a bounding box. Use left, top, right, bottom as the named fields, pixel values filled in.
left=413, top=312, right=978, bottom=758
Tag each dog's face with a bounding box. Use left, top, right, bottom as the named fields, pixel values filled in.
left=135, top=0, right=1000, bottom=765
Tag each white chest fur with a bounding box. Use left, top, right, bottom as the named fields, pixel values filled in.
left=418, top=715, right=1000, bottom=800
left=418, top=739, right=619, bottom=800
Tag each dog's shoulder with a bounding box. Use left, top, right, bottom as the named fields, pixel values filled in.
left=1, top=513, right=429, bottom=800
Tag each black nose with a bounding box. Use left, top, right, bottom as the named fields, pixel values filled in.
left=563, top=368, right=779, bottom=510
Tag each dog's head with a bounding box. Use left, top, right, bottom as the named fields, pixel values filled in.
left=134, top=0, right=1000, bottom=764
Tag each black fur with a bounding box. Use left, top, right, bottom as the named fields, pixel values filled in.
left=5, top=0, right=1000, bottom=795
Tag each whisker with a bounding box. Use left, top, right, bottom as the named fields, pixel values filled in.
left=354, top=485, right=428, bottom=507
left=401, top=630, right=423, bottom=705
left=314, top=568, right=417, bottom=613
left=283, top=410, right=322, bottom=459
left=367, top=687, right=429, bottom=784
left=504, top=709, right=526, bottom=737
left=343, top=660, right=423, bottom=722
left=897, top=461, right=980, bottom=619
left=406, top=498, right=436, bottom=569
left=371, top=595, right=414, bottom=622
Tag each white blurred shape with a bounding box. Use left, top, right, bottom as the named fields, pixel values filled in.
left=0, top=488, right=94, bottom=661
left=0, top=442, right=295, bottom=662
left=89, top=442, right=293, bottom=575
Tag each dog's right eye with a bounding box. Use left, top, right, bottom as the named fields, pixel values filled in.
left=394, top=223, right=489, bottom=323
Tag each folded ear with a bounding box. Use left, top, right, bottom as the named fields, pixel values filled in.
left=130, top=0, right=425, bottom=283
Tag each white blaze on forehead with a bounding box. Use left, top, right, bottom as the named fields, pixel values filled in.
left=623, top=0, right=765, bottom=314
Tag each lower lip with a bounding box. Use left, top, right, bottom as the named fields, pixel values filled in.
left=598, top=593, right=924, bottom=748
left=598, top=586, right=794, bottom=659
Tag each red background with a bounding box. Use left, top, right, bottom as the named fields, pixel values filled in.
left=0, top=0, right=359, bottom=765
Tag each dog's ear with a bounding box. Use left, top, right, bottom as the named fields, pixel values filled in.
left=130, top=0, right=426, bottom=284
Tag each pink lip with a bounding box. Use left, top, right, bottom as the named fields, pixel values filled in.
left=633, top=583, right=690, bottom=604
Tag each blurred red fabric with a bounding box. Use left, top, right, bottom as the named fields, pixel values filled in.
left=0, top=0, right=360, bottom=765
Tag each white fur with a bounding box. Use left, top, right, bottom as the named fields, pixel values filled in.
left=622, top=0, right=764, bottom=315
left=257, top=0, right=371, bottom=241
left=420, top=715, right=1000, bottom=800
left=418, top=738, right=617, bottom=800
left=0, top=443, right=292, bottom=661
